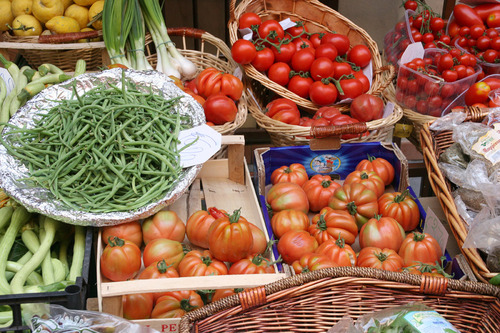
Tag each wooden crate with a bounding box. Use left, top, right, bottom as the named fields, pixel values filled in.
left=96, top=136, right=288, bottom=333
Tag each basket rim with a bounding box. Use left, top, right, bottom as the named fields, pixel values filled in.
left=420, top=109, right=498, bottom=282
left=179, top=266, right=500, bottom=332
left=228, top=0, right=389, bottom=112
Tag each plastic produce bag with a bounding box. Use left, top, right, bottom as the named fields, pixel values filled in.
left=29, top=304, right=159, bottom=333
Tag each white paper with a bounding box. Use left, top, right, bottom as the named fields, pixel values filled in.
left=400, top=42, right=425, bottom=65
left=233, top=66, right=243, bottom=81
left=423, top=207, right=449, bottom=256
left=178, top=124, right=222, bottom=167
left=382, top=101, right=395, bottom=119
left=0, top=68, right=15, bottom=96
left=239, top=28, right=253, bottom=41
left=279, top=18, right=297, bottom=30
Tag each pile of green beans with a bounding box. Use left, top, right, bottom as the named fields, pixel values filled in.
left=0, top=72, right=192, bottom=213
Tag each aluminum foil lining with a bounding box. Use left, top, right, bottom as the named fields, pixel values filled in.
left=0, top=68, right=205, bottom=226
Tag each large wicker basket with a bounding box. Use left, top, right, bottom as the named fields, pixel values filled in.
left=228, top=0, right=390, bottom=113
left=247, top=65, right=401, bottom=146
left=179, top=267, right=500, bottom=332
left=420, top=107, right=497, bottom=283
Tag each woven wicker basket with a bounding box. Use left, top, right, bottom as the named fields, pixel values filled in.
left=179, top=266, right=500, bottom=332
left=420, top=107, right=498, bottom=283
left=0, top=32, right=106, bottom=72
left=228, top=0, right=389, bottom=113
left=247, top=65, right=401, bottom=146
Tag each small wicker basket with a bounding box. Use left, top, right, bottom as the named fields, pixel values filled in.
left=420, top=107, right=498, bottom=283
left=179, top=267, right=500, bottom=332
left=247, top=65, right=401, bottom=146
left=228, top=0, right=389, bottom=113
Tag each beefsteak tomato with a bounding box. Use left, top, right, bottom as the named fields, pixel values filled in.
left=270, top=163, right=308, bottom=186
left=266, top=182, right=309, bottom=214
left=378, top=190, right=421, bottom=232
left=142, top=238, right=185, bottom=269
left=195, top=67, right=243, bottom=100
left=399, top=232, right=442, bottom=267
left=356, top=247, right=404, bottom=272
left=309, top=208, right=358, bottom=245
left=355, top=155, right=395, bottom=186
left=315, top=237, right=357, bottom=266
left=100, top=237, right=141, bottom=282
left=142, top=210, right=185, bottom=244
left=277, top=230, right=319, bottom=264
left=228, top=254, right=276, bottom=274
left=248, top=222, right=267, bottom=255
left=123, top=293, right=154, bottom=320
left=343, top=170, right=385, bottom=198
left=212, top=288, right=243, bottom=302
left=359, top=216, right=406, bottom=252
left=265, top=98, right=300, bottom=125
left=138, top=259, right=180, bottom=302
left=178, top=250, right=228, bottom=277
left=185, top=208, right=225, bottom=249
left=302, top=175, right=341, bottom=212
left=291, top=253, right=337, bottom=274
left=350, top=94, right=384, bottom=122
left=271, top=209, right=310, bottom=239
left=151, top=290, right=204, bottom=318
left=203, top=93, right=237, bottom=125
left=102, top=221, right=142, bottom=248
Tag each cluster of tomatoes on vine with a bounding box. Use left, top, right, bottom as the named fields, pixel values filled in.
left=384, top=0, right=450, bottom=65
left=231, top=13, right=373, bottom=105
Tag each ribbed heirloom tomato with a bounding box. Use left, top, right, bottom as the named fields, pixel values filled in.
left=123, top=293, right=154, bottom=320
left=378, top=190, right=421, bottom=232
left=248, top=223, right=267, bottom=255
left=355, top=155, right=395, bottom=186
left=359, top=216, right=406, bottom=252
left=277, top=230, right=319, bottom=264
left=357, top=247, right=404, bottom=272
left=178, top=250, right=228, bottom=277
left=302, top=175, right=341, bottom=212
left=102, top=221, right=142, bottom=248
left=185, top=208, right=225, bottom=249
left=100, top=237, right=141, bottom=282
left=142, top=210, right=186, bottom=244
left=309, top=207, right=358, bottom=245
left=228, top=254, right=276, bottom=274
left=139, top=259, right=180, bottom=302
left=271, top=209, right=310, bottom=239
left=265, top=98, right=301, bottom=125
left=208, top=209, right=254, bottom=263
left=291, top=253, right=337, bottom=274
left=271, top=163, right=308, bottom=186
left=195, top=67, right=243, bottom=100
left=266, top=182, right=309, bottom=214
left=212, top=288, right=243, bottom=302
left=203, top=94, right=237, bottom=125
left=151, top=290, right=204, bottom=318
left=399, top=232, right=442, bottom=267
left=142, top=238, right=185, bottom=269
left=315, top=237, right=357, bottom=266
left=343, top=170, right=385, bottom=198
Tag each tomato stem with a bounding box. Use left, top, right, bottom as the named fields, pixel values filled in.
left=394, top=189, right=412, bottom=203
left=229, top=208, right=242, bottom=224
left=412, top=231, right=426, bottom=242
left=360, top=172, right=369, bottom=180
left=321, top=180, right=332, bottom=188
left=367, top=154, right=376, bottom=162
left=156, top=259, right=173, bottom=274
left=108, top=236, right=124, bottom=247
left=346, top=202, right=358, bottom=216
left=335, top=233, right=346, bottom=248
left=317, top=214, right=327, bottom=231
left=335, top=56, right=361, bottom=72
left=201, top=256, right=213, bottom=266
left=284, top=167, right=292, bottom=174
left=180, top=298, right=198, bottom=313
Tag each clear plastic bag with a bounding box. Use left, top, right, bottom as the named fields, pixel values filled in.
left=29, top=304, right=159, bottom=333
left=429, top=111, right=467, bottom=132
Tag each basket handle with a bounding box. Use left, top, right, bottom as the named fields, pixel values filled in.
left=166, top=27, right=206, bottom=39
left=310, top=123, right=368, bottom=138
left=370, top=64, right=396, bottom=96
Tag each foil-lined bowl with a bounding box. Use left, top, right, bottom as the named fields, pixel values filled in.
left=0, top=68, right=205, bottom=226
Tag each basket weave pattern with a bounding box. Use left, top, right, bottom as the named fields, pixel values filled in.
left=180, top=267, right=500, bottom=332
left=420, top=107, right=498, bottom=283
left=229, top=0, right=389, bottom=112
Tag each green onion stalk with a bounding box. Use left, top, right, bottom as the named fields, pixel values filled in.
left=102, top=0, right=134, bottom=68
left=127, top=0, right=153, bottom=70
left=138, top=0, right=197, bottom=79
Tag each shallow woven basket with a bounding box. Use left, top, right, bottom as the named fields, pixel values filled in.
left=0, top=32, right=105, bottom=72
left=420, top=107, right=497, bottom=283
left=144, top=27, right=247, bottom=136
left=179, top=267, right=500, bottom=332
left=247, top=65, right=401, bottom=146
left=228, top=0, right=389, bottom=113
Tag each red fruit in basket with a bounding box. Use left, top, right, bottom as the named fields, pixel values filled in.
left=291, top=48, right=315, bottom=72
left=277, top=230, right=319, bottom=264
left=268, top=62, right=291, bottom=86
left=123, top=293, right=154, bottom=320
left=430, top=17, right=445, bottom=32
left=347, top=45, right=371, bottom=68
left=271, top=209, right=310, bottom=239
left=355, top=155, right=394, bottom=186
left=267, top=182, right=309, bottom=214
left=152, top=291, right=204, bottom=318
left=309, top=207, right=358, bottom=245
left=102, top=221, right=142, bottom=248
left=186, top=209, right=222, bottom=249
left=299, top=116, right=314, bottom=127
left=310, top=57, right=335, bottom=81
left=487, top=11, right=500, bottom=28
left=231, top=39, right=257, bottom=65
left=344, top=170, right=385, bottom=198
left=272, top=42, right=296, bottom=63
left=142, top=210, right=186, bottom=244
left=238, top=12, right=262, bottom=30
left=309, top=80, right=338, bottom=106
left=302, top=175, right=341, bottom=212
left=359, top=216, right=405, bottom=251
left=378, top=190, right=421, bottom=232
left=287, top=75, right=314, bottom=98
left=353, top=71, right=370, bottom=93
left=251, top=46, right=275, bottom=72
left=321, top=33, right=350, bottom=56
left=315, top=43, right=338, bottom=61
left=203, top=94, right=237, bottom=125
left=339, top=77, right=364, bottom=100
left=196, top=68, right=243, bottom=100
left=100, top=237, right=141, bottom=282
left=483, top=49, right=498, bottom=63
left=476, top=35, right=491, bottom=51
left=404, top=0, right=418, bottom=11
left=437, top=53, right=454, bottom=72
left=265, top=98, right=300, bottom=125
left=228, top=254, right=276, bottom=274
left=357, top=247, right=404, bottom=272
left=291, top=253, right=337, bottom=274
left=316, top=236, right=357, bottom=267
left=350, top=94, right=384, bottom=122
left=271, top=163, right=309, bottom=187
left=399, top=232, right=442, bottom=267
left=442, top=69, right=458, bottom=82
left=332, top=62, right=353, bottom=80
left=286, top=21, right=308, bottom=37
left=465, top=81, right=491, bottom=106
left=142, top=238, right=185, bottom=269
left=483, top=77, right=500, bottom=90
left=258, top=19, right=284, bottom=43
left=178, top=250, right=228, bottom=277
left=313, top=106, right=341, bottom=123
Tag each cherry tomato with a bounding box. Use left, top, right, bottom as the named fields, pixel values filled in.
left=422, top=33, right=435, bottom=44
left=453, top=64, right=467, bottom=79
left=272, top=41, right=296, bottom=63
left=430, top=17, right=444, bottom=32
left=470, top=24, right=485, bottom=39
left=309, top=80, right=338, bottom=105
left=238, top=12, right=262, bottom=30
left=258, top=20, right=284, bottom=42
left=293, top=37, right=315, bottom=52
left=476, top=36, right=491, bottom=51
left=286, top=21, right=307, bottom=37
left=347, top=45, right=371, bottom=68
left=483, top=49, right=498, bottom=63
left=353, top=70, right=370, bottom=93
left=458, top=26, right=470, bottom=37
left=291, top=48, right=316, bottom=72
left=287, top=75, right=314, bottom=98
left=486, top=28, right=499, bottom=38
left=412, top=16, right=423, bottom=29
left=251, top=46, right=275, bottom=72
left=491, top=36, right=500, bottom=51
left=404, top=0, right=418, bottom=11
left=332, top=62, right=352, bottom=80
left=438, top=53, right=454, bottom=72
left=321, top=33, right=350, bottom=55
left=315, top=43, right=338, bottom=61
left=231, top=39, right=257, bottom=65
left=338, top=77, right=364, bottom=100
left=448, top=22, right=460, bottom=38
left=412, top=32, right=422, bottom=43
left=309, top=33, right=323, bottom=48
left=438, top=34, right=451, bottom=45
left=268, top=62, right=291, bottom=86
left=310, top=57, right=335, bottom=80
left=442, top=69, right=458, bottom=82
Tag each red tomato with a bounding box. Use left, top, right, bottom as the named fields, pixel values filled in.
left=359, top=216, right=406, bottom=251
left=212, top=288, right=242, bottom=302
left=258, top=19, right=284, bottom=42
left=228, top=254, right=276, bottom=274
left=328, top=183, right=379, bottom=229
left=299, top=116, right=314, bottom=127
left=483, top=77, right=500, bottom=90
left=313, top=106, right=341, bottom=123
left=291, top=48, right=316, bottom=72
left=475, top=3, right=500, bottom=21
left=347, top=45, right=372, bottom=68
left=195, top=67, right=243, bottom=100
left=152, top=291, right=204, bottom=318
left=271, top=209, right=310, bottom=239
left=272, top=41, right=296, bottom=63
left=465, top=81, right=491, bottom=106
left=185, top=208, right=223, bottom=248
left=142, top=238, right=184, bottom=269
left=357, top=247, right=404, bottom=272
left=251, top=46, right=275, bottom=72
left=265, top=97, right=301, bottom=125
left=315, top=237, right=357, bottom=266
left=268, top=62, right=291, bottom=86
left=355, top=155, right=395, bottom=186
left=123, top=293, right=154, bottom=320
left=344, top=170, right=385, bottom=198
left=309, top=33, right=323, bottom=48
left=353, top=71, right=370, bottom=93
left=231, top=39, right=257, bottom=65
left=238, top=12, right=261, bottom=30
left=399, top=232, right=442, bottom=267
left=266, top=182, right=310, bottom=214
left=487, top=10, right=500, bottom=28
left=430, top=17, right=445, bottom=32
left=483, top=49, right=498, bottom=63
left=310, top=57, right=335, bottom=81
left=102, top=221, right=142, bottom=248
left=208, top=209, right=254, bottom=263
left=476, top=35, right=491, bottom=51
left=378, top=190, right=421, bottom=232
left=293, top=37, right=315, bottom=52
left=203, top=94, right=237, bottom=125
left=277, top=230, right=319, bottom=264
left=271, top=163, right=308, bottom=186
left=291, top=253, right=337, bottom=274
left=309, top=80, right=338, bottom=105
left=315, top=43, right=338, bottom=61
left=350, top=94, right=384, bottom=122
left=332, top=62, right=353, bottom=80
left=178, top=250, right=228, bottom=277
left=286, top=21, right=307, bottom=37
left=100, top=237, right=141, bottom=282
left=321, top=33, right=350, bottom=55
left=453, top=4, right=483, bottom=27
left=287, top=75, right=314, bottom=98
left=248, top=223, right=267, bottom=255
left=448, top=22, right=460, bottom=38
left=309, top=207, right=358, bottom=245
left=338, top=77, right=364, bottom=100
left=302, top=175, right=341, bottom=212
left=404, top=0, right=418, bottom=11
left=138, top=259, right=180, bottom=302
left=142, top=210, right=185, bottom=244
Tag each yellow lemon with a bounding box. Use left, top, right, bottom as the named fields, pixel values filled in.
left=11, top=0, right=32, bottom=17
left=74, top=0, right=98, bottom=6
left=88, top=0, right=103, bottom=30
left=45, top=15, right=80, bottom=34
left=32, top=0, right=64, bottom=24
left=64, top=4, right=88, bottom=29
left=78, top=27, right=100, bottom=42
left=0, top=1, right=13, bottom=32
left=12, top=14, right=42, bottom=36
left=61, top=0, right=73, bottom=10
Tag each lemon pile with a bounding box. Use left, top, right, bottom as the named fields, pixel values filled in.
left=0, top=0, right=104, bottom=38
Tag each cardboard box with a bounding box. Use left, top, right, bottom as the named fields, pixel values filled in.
left=97, top=136, right=287, bottom=333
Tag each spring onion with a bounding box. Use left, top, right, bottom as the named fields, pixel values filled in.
left=102, top=0, right=134, bottom=68
left=127, top=0, right=153, bottom=71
